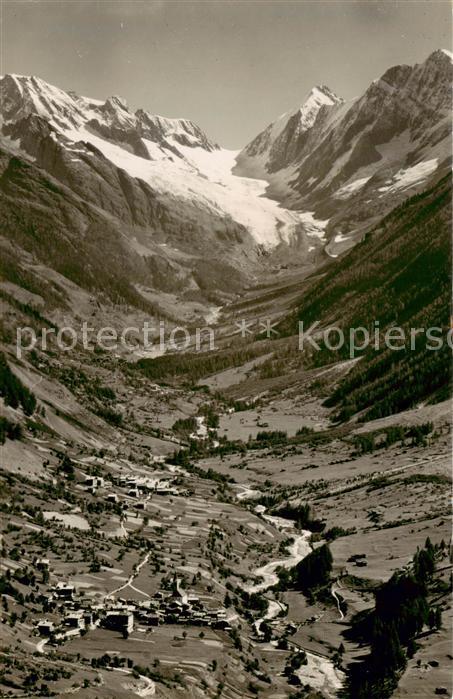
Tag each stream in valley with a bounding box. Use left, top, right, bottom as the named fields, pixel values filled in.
left=237, top=489, right=345, bottom=698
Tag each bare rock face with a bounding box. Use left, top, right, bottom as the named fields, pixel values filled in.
left=0, top=49, right=451, bottom=315
left=237, top=85, right=343, bottom=174
left=0, top=74, right=258, bottom=315
left=236, top=49, right=452, bottom=250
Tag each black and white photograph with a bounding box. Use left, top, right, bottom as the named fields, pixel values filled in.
left=0, top=1, right=451, bottom=697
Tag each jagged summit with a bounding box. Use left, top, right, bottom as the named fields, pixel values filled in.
left=235, top=47, right=452, bottom=254
left=429, top=47, right=453, bottom=62
left=295, top=84, right=343, bottom=127
left=234, top=83, right=343, bottom=177
left=0, top=73, right=218, bottom=152
left=306, top=84, right=342, bottom=103
left=0, top=47, right=450, bottom=265
left=105, top=95, right=129, bottom=111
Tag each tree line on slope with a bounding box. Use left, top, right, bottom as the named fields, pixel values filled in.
left=135, top=343, right=270, bottom=383
left=0, top=352, right=36, bottom=416
left=277, top=174, right=452, bottom=421
left=343, top=537, right=446, bottom=698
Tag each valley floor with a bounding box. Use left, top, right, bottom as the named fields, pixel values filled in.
left=0, top=333, right=451, bottom=699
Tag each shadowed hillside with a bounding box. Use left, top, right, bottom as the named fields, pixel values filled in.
left=274, top=174, right=451, bottom=421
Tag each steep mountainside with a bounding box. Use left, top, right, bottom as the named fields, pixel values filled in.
left=0, top=74, right=320, bottom=251
left=0, top=56, right=451, bottom=699
left=0, top=143, right=254, bottom=326
left=0, top=75, right=330, bottom=322
left=236, top=49, right=452, bottom=256
left=277, top=173, right=451, bottom=421
left=0, top=49, right=450, bottom=325
left=234, top=85, right=343, bottom=177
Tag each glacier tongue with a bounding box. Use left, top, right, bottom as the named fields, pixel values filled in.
left=61, top=123, right=315, bottom=248
left=0, top=72, right=322, bottom=249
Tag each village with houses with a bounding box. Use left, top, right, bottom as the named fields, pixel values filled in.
left=35, top=573, right=231, bottom=648
left=0, top=352, right=451, bottom=697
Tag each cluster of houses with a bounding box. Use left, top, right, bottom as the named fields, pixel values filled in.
left=36, top=582, right=97, bottom=642
left=134, top=575, right=231, bottom=630
left=81, top=471, right=185, bottom=509
left=36, top=581, right=137, bottom=642
left=35, top=576, right=230, bottom=644
left=115, top=473, right=180, bottom=497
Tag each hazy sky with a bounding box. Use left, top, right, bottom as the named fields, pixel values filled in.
left=1, top=1, right=451, bottom=147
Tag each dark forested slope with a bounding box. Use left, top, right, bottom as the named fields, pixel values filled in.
left=279, top=174, right=451, bottom=421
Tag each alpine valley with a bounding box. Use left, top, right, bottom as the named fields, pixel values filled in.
left=0, top=49, right=451, bottom=699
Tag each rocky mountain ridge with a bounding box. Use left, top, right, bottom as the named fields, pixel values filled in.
left=0, top=49, right=450, bottom=323
left=236, top=48, right=452, bottom=255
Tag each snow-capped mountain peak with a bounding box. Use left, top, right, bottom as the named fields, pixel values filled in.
left=294, top=84, right=342, bottom=129
left=235, top=48, right=451, bottom=256
left=0, top=48, right=450, bottom=265
left=0, top=74, right=218, bottom=154
left=105, top=95, right=129, bottom=111
left=135, top=109, right=218, bottom=150
left=0, top=72, right=309, bottom=249
left=304, top=84, right=341, bottom=106
left=234, top=83, right=343, bottom=178
left=0, top=74, right=90, bottom=128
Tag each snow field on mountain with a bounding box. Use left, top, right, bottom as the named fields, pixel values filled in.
left=334, top=176, right=372, bottom=199
left=378, top=158, right=439, bottom=194
left=63, top=125, right=313, bottom=247
left=296, top=211, right=330, bottom=240
left=3, top=47, right=450, bottom=259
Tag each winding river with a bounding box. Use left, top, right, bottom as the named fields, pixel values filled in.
left=243, top=526, right=312, bottom=594
left=238, top=493, right=345, bottom=698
